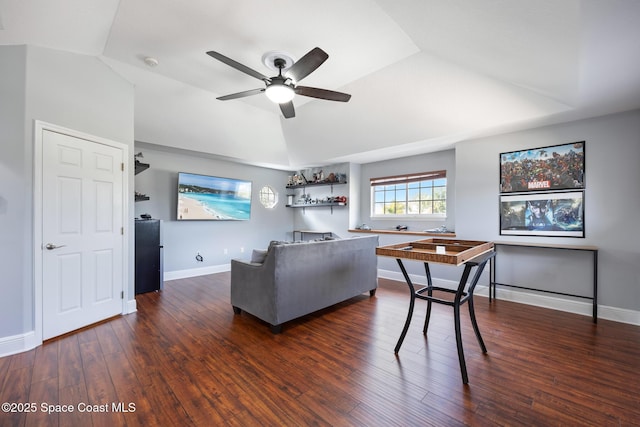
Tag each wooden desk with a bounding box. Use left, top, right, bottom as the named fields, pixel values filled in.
left=490, top=241, right=598, bottom=323
left=376, top=238, right=493, bottom=266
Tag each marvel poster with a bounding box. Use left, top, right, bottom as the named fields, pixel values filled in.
left=500, top=142, right=585, bottom=193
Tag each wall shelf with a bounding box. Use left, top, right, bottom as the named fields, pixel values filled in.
left=135, top=160, right=150, bottom=202
left=286, top=202, right=346, bottom=214
left=134, top=161, right=150, bottom=175
left=286, top=181, right=346, bottom=193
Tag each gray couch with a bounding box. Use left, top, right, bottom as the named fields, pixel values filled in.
left=230, top=235, right=379, bottom=333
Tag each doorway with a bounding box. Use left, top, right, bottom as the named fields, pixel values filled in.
left=34, top=121, right=129, bottom=341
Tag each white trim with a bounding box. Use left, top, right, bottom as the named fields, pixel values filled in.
left=164, top=263, right=231, bottom=281
left=0, top=331, right=39, bottom=358
left=377, top=268, right=640, bottom=326
left=33, top=120, right=130, bottom=348
left=369, top=214, right=447, bottom=221
left=125, top=299, right=137, bottom=314
left=370, top=176, right=448, bottom=218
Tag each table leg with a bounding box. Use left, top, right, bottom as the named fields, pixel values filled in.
left=489, top=254, right=495, bottom=302
left=593, top=250, right=598, bottom=323
left=394, top=258, right=416, bottom=354
left=422, top=262, right=433, bottom=333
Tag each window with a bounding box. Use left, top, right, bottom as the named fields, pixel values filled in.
left=371, top=170, right=446, bottom=218
left=259, top=185, right=278, bottom=209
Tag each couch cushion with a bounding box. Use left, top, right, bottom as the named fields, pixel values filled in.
left=251, top=249, right=268, bottom=264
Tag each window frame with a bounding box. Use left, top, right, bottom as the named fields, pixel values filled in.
left=258, top=185, right=278, bottom=209
left=370, top=170, right=447, bottom=220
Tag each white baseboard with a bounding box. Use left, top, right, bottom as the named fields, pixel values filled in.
left=378, top=268, right=640, bottom=326
left=1, top=300, right=139, bottom=357
left=125, top=299, right=137, bottom=314
left=0, top=331, right=39, bottom=358
left=164, top=263, right=231, bottom=281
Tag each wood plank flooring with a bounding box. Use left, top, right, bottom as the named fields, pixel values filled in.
left=1, top=272, right=639, bottom=426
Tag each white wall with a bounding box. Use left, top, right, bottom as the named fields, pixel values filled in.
left=0, top=45, right=134, bottom=347
left=456, top=110, right=640, bottom=314
left=0, top=46, right=28, bottom=339
left=133, top=143, right=293, bottom=276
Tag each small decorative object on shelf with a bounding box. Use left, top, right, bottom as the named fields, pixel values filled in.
left=286, top=170, right=347, bottom=189
left=135, top=191, right=150, bottom=202
left=286, top=190, right=346, bottom=211
left=286, top=168, right=347, bottom=214
left=424, top=225, right=451, bottom=233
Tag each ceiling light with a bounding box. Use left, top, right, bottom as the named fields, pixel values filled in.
left=265, top=83, right=295, bottom=104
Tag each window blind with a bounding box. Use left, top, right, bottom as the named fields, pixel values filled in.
left=370, top=170, right=446, bottom=186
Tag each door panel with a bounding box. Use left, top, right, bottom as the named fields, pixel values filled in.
left=95, top=249, right=115, bottom=302
left=58, top=253, right=82, bottom=312
left=42, top=130, right=124, bottom=340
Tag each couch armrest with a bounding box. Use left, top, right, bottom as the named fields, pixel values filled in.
left=230, top=258, right=277, bottom=324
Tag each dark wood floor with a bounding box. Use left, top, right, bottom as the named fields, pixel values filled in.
left=2, top=272, right=639, bottom=426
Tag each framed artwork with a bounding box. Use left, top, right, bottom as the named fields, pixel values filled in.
left=500, top=141, right=585, bottom=193
left=177, top=172, right=252, bottom=220
left=499, top=191, right=585, bottom=237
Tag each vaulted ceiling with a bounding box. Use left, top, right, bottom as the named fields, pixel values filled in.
left=2, top=0, right=639, bottom=169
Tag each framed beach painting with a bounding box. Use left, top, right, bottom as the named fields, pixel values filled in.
left=177, top=172, right=252, bottom=220
left=500, top=141, right=585, bottom=193
left=499, top=191, right=585, bottom=237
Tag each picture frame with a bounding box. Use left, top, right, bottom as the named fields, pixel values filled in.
left=499, top=191, right=585, bottom=237
left=500, top=141, right=585, bottom=193
left=177, top=172, right=252, bottom=221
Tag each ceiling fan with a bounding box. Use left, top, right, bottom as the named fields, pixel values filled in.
left=206, top=47, right=351, bottom=119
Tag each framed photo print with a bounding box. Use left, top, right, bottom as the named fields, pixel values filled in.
left=500, top=191, right=585, bottom=237
left=500, top=141, right=585, bottom=193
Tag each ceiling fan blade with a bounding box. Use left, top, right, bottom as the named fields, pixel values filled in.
left=206, top=51, right=270, bottom=82
left=217, top=88, right=265, bottom=101
left=279, top=101, right=295, bottom=119
left=295, top=86, right=351, bottom=102
left=285, top=47, right=328, bottom=83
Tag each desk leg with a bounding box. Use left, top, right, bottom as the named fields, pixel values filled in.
left=394, top=258, right=416, bottom=354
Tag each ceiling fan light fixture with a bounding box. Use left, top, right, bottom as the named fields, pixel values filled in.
left=265, top=83, right=295, bottom=104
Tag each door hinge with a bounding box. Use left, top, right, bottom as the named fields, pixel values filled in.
left=121, top=162, right=124, bottom=171
left=121, top=291, right=124, bottom=299
left=121, top=227, right=124, bottom=235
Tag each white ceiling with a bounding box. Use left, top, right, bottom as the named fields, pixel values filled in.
left=2, top=0, right=640, bottom=169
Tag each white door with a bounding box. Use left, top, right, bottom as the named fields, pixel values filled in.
left=41, top=130, right=124, bottom=340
